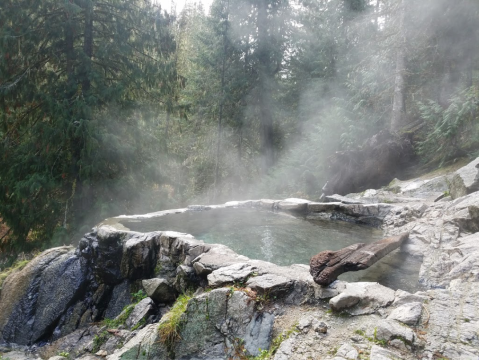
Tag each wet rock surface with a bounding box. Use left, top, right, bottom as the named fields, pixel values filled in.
left=1, top=157, right=479, bottom=359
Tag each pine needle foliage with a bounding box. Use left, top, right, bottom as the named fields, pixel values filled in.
left=0, top=0, right=179, bottom=252
left=417, top=86, right=479, bottom=165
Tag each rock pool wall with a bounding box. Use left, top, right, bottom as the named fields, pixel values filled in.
left=0, top=157, right=478, bottom=360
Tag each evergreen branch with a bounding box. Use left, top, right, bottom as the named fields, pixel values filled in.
left=0, top=228, right=12, bottom=243
left=0, top=69, right=30, bottom=92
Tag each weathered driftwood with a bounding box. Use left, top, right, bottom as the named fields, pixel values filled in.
left=310, top=233, right=409, bottom=286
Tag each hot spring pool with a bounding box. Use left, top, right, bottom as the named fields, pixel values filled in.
left=118, top=208, right=421, bottom=292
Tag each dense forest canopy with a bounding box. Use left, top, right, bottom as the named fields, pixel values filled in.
left=1, top=0, right=478, bottom=256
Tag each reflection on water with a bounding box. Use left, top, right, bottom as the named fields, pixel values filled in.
left=261, top=226, right=274, bottom=262
left=118, top=208, right=422, bottom=292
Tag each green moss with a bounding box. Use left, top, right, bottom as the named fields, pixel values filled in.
left=154, top=262, right=163, bottom=274
left=355, top=327, right=387, bottom=346
left=131, top=289, right=147, bottom=303
left=92, top=331, right=109, bottom=353
left=372, top=328, right=388, bottom=346
left=101, top=289, right=148, bottom=329
left=354, top=329, right=365, bottom=336
left=158, top=293, right=192, bottom=350
left=0, top=259, right=30, bottom=291
left=328, top=346, right=339, bottom=356
left=102, top=304, right=135, bottom=328
left=131, top=318, right=146, bottom=331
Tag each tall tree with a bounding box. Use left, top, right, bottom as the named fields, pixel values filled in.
left=214, top=0, right=230, bottom=200
left=390, top=0, right=406, bottom=133
left=0, top=0, right=178, bottom=250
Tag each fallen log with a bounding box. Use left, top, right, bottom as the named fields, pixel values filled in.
left=310, top=233, right=409, bottom=286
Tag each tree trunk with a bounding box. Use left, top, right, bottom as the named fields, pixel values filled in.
left=310, top=233, right=409, bottom=286
left=390, top=0, right=406, bottom=133
left=257, top=0, right=274, bottom=172
left=164, top=110, right=170, bottom=153
left=214, top=0, right=229, bottom=202
left=82, top=0, right=93, bottom=95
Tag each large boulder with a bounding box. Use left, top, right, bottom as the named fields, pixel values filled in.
left=142, top=278, right=177, bottom=303
left=0, top=247, right=90, bottom=345
left=329, top=282, right=395, bottom=315
left=374, top=319, right=416, bottom=344
left=125, top=297, right=156, bottom=329
left=207, top=263, right=258, bottom=287
left=80, top=228, right=161, bottom=285
left=387, top=302, right=422, bottom=325
left=449, top=157, right=479, bottom=199
left=106, top=324, right=168, bottom=360
left=174, top=288, right=274, bottom=358
left=321, top=131, right=414, bottom=196
left=103, top=281, right=132, bottom=319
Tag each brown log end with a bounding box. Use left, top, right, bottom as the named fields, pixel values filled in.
left=309, top=233, right=409, bottom=286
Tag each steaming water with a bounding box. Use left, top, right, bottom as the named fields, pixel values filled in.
left=119, top=208, right=421, bottom=292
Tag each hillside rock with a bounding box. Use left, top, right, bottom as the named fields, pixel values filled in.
left=2, top=167, right=479, bottom=360
left=174, top=288, right=273, bottom=358
left=321, top=131, right=414, bottom=196
left=449, top=157, right=479, bottom=199
left=0, top=246, right=89, bottom=345
left=106, top=324, right=167, bottom=360
left=277, top=198, right=310, bottom=212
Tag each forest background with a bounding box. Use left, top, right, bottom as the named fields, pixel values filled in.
left=0, top=0, right=478, bottom=261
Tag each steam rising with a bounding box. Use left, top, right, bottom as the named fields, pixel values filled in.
left=133, top=0, right=479, bottom=210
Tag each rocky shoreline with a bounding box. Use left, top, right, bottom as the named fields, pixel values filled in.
left=1, top=158, right=478, bottom=360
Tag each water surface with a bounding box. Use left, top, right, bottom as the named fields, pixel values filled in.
left=119, top=208, right=421, bottom=292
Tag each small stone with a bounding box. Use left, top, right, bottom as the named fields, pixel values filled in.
left=246, top=274, right=293, bottom=297
left=142, top=278, right=177, bottom=303
left=296, top=317, right=313, bottom=332
left=335, top=343, right=359, bottom=360
left=389, top=338, right=410, bottom=352
left=375, top=319, right=415, bottom=344
left=350, top=335, right=362, bottom=342
left=313, top=321, right=328, bottom=334
left=369, top=345, right=403, bottom=360
left=387, top=302, right=422, bottom=325
left=95, top=350, right=108, bottom=357
left=125, top=297, right=156, bottom=329
left=393, top=289, right=428, bottom=307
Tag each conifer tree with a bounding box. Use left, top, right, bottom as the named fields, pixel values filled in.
left=0, top=0, right=178, bottom=251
